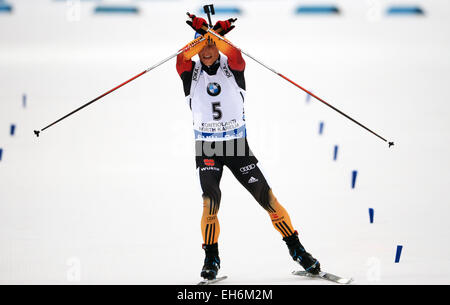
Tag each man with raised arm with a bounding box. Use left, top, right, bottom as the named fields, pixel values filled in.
left=176, top=14, right=321, bottom=281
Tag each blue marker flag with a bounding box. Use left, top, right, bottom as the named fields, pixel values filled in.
left=395, top=245, right=403, bottom=263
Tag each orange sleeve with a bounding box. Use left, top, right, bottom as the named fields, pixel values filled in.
left=205, top=33, right=245, bottom=71
left=183, top=38, right=207, bottom=60
left=176, top=37, right=207, bottom=76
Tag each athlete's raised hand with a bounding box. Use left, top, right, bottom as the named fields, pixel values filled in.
left=213, top=18, right=237, bottom=36
left=186, top=13, right=209, bottom=35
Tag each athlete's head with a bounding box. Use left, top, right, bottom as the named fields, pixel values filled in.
left=199, top=39, right=219, bottom=67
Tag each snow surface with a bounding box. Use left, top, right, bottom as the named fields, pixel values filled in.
left=0, top=0, right=449, bottom=284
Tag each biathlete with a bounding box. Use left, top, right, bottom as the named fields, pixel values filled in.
left=176, top=14, right=321, bottom=280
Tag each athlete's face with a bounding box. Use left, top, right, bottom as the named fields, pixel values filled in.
left=199, top=43, right=219, bottom=67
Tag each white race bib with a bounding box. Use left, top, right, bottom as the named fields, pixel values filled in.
left=187, top=56, right=246, bottom=141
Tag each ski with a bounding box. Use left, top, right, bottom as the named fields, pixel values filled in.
left=197, top=275, right=228, bottom=285
left=292, top=270, right=353, bottom=285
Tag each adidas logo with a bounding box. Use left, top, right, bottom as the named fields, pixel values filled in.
left=248, top=176, right=258, bottom=184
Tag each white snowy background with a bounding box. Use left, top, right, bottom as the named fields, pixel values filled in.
left=0, top=0, right=449, bottom=284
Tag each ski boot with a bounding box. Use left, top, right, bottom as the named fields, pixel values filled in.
left=201, top=243, right=221, bottom=280
left=283, top=231, right=321, bottom=275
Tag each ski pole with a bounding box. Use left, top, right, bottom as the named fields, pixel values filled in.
left=34, top=36, right=206, bottom=138
left=207, top=29, right=394, bottom=148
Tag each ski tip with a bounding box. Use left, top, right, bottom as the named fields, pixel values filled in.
left=329, top=276, right=354, bottom=285
left=339, top=278, right=354, bottom=285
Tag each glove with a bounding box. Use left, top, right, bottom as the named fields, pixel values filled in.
left=212, top=18, right=237, bottom=36
left=186, top=13, right=209, bottom=35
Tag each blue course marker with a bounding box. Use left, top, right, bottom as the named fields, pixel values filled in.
left=10, top=124, right=16, bottom=136
left=0, top=2, right=13, bottom=13
left=296, top=5, right=340, bottom=15
left=387, top=6, right=424, bottom=16
left=369, top=208, right=374, bottom=223
left=214, top=6, right=242, bottom=15
left=306, top=93, right=311, bottom=103
left=333, top=145, right=338, bottom=161
left=318, top=121, right=324, bottom=135
left=351, top=170, right=358, bottom=189
left=0, top=148, right=3, bottom=161
left=395, top=245, right=403, bottom=263
left=94, top=6, right=139, bottom=15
